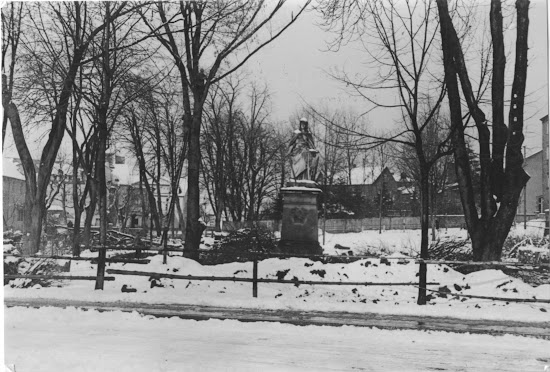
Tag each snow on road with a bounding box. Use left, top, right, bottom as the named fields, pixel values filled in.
left=4, top=306, right=550, bottom=372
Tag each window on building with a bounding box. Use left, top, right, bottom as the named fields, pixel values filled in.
left=16, top=208, right=24, bottom=222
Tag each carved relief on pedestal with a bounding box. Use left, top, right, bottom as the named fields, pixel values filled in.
left=290, top=207, right=307, bottom=225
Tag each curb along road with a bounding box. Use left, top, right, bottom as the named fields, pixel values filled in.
left=5, top=297, right=550, bottom=339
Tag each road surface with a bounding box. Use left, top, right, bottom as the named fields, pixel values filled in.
left=4, top=303, right=550, bottom=372
left=5, top=297, right=550, bottom=338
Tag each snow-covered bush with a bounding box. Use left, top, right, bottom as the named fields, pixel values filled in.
left=202, top=227, right=278, bottom=264
left=3, top=230, right=23, bottom=244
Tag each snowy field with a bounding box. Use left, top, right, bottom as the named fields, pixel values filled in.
left=322, top=221, right=547, bottom=256
left=4, top=306, right=550, bottom=372
left=322, top=227, right=468, bottom=256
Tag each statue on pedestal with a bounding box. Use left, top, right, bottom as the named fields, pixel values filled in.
left=288, top=118, right=320, bottom=182
left=280, top=118, right=322, bottom=254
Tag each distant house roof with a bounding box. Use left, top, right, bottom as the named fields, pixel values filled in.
left=345, top=166, right=401, bottom=185
left=2, top=158, right=25, bottom=181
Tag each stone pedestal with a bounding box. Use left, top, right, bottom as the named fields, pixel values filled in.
left=279, top=180, right=322, bottom=255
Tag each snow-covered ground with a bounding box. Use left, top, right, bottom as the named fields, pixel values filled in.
left=4, top=306, right=550, bottom=372
left=3, top=225, right=550, bottom=371
left=4, top=226, right=550, bottom=323
left=322, top=227, right=468, bottom=255
left=322, top=220, right=547, bottom=256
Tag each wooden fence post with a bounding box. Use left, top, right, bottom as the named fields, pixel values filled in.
left=95, top=244, right=106, bottom=290
left=162, top=227, right=169, bottom=264
left=134, top=234, right=141, bottom=259
left=417, top=259, right=427, bottom=305
left=252, top=255, right=258, bottom=298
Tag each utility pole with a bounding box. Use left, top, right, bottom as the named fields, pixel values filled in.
left=523, top=146, right=527, bottom=231
left=378, top=185, right=383, bottom=234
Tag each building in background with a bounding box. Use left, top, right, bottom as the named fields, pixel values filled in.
left=3, top=158, right=27, bottom=231
left=518, top=115, right=549, bottom=224
left=2, top=153, right=187, bottom=235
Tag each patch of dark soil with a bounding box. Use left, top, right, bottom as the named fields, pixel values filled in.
left=310, top=269, right=326, bottom=278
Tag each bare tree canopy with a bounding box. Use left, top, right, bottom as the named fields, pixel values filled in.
left=140, top=0, right=310, bottom=257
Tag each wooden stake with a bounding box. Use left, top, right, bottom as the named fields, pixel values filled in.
left=253, top=255, right=258, bottom=298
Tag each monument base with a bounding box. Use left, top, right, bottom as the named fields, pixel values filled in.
left=278, top=239, right=323, bottom=255
left=279, top=180, right=322, bottom=256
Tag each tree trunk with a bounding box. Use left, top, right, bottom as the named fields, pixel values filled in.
left=2, top=112, right=8, bottom=150
left=184, top=113, right=203, bottom=259
left=417, top=166, right=430, bottom=305
left=3, top=79, right=38, bottom=252
left=214, top=198, right=223, bottom=232
left=73, top=211, right=82, bottom=257
left=139, top=173, right=148, bottom=236
left=72, top=161, right=85, bottom=257
left=431, top=181, right=437, bottom=241
left=24, top=202, right=45, bottom=255
left=378, top=183, right=383, bottom=234
left=83, top=193, right=97, bottom=249
left=175, top=196, right=185, bottom=237
left=95, top=2, right=111, bottom=290
left=95, top=140, right=108, bottom=289
left=130, top=112, right=162, bottom=236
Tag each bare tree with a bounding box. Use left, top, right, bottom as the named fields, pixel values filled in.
left=2, top=2, right=138, bottom=254
left=140, top=0, right=310, bottom=258
left=315, top=0, right=453, bottom=304
left=117, top=72, right=188, bottom=261
left=201, top=79, right=241, bottom=230
left=307, top=107, right=366, bottom=186
left=1, top=2, right=23, bottom=150
left=436, top=0, right=530, bottom=261
left=392, top=109, right=453, bottom=238
left=202, top=78, right=283, bottom=226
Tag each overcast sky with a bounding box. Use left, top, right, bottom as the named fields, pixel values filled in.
left=248, top=0, right=549, bottom=157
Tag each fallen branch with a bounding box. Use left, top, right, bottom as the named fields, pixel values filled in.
left=107, top=269, right=440, bottom=286
left=4, top=275, right=115, bottom=281
left=3, top=254, right=150, bottom=264
left=417, top=259, right=550, bottom=268
left=90, top=245, right=183, bottom=252
left=419, top=286, right=550, bottom=304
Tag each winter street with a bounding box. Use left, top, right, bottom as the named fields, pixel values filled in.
left=4, top=306, right=550, bottom=372
left=5, top=297, right=550, bottom=338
